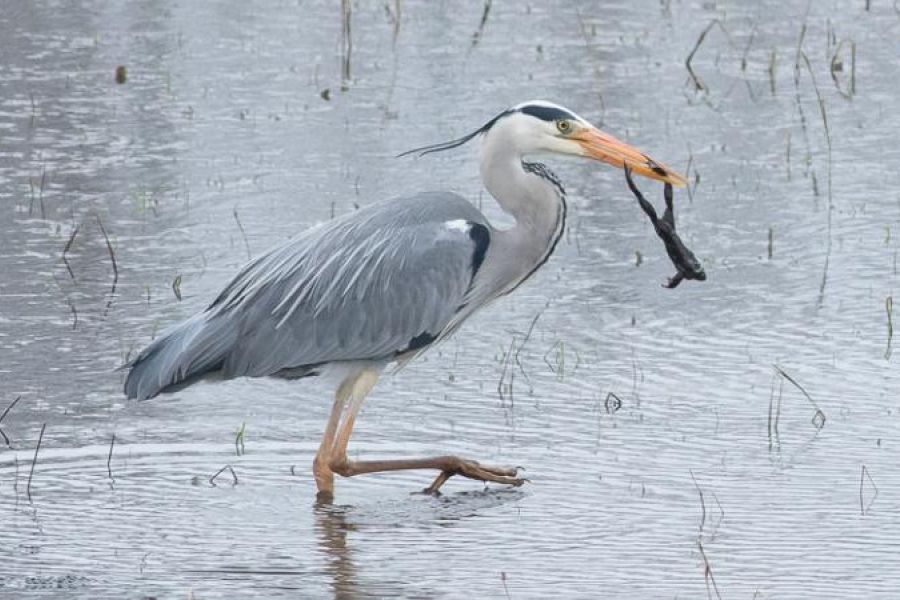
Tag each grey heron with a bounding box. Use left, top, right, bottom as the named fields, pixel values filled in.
left=123, top=100, right=686, bottom=501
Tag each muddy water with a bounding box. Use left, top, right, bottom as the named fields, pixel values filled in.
left=1, top=0, right=899, bottom=598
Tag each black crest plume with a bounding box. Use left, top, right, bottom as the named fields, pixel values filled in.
left=398, top=110, right=511, bottom=158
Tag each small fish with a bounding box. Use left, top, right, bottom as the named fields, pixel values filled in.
left=625, top=167, right=706, bottom=289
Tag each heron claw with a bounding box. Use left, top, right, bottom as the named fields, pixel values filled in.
left=422, top=459, right=528, bottom=494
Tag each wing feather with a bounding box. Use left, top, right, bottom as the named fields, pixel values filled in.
left=206, top=193, right=489, bottom=378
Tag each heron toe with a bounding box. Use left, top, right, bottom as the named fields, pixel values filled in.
left=424, top=457, right=526, bottom=494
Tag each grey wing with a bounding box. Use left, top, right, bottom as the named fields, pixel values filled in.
left=210, top=193, right=490, bottom=378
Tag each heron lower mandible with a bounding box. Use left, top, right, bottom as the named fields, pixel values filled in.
left=123, top=101, right=686, bottom=502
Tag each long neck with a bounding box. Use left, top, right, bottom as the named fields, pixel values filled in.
left=480, top=140, right=563, bottom=235
left=477, top=130, right=567, bottom=292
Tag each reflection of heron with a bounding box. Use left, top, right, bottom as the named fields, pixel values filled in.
left=313, top=504, right=360, bottom=598
left=123, top=101, right=685, bottom=501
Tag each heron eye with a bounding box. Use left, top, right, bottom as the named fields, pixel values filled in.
left=556, top=120, right=572, bottom=134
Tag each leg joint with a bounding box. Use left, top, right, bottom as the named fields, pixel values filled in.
left=330, top=456, right=352, bottom=477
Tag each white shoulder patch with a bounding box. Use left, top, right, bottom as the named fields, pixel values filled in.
left=444, top=219, right=471, bottom=233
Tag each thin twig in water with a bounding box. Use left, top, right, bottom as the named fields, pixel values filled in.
left=209, top=464, right=239, bottom=486
left=0, top=395, right=22, bottom=448
left=514, top=308, right=544, bottom=384
left=774, top=377, right=783, bottom=443
left=497, top=337, right=516, bottom=407
left=785, top=130, right=792, bottom=181
left=500, top=571, right=512, bottom=600
left=691, top=470, right=707, bottom=535
left=685, top=21, right=715, bottom=91
left=233, top=208, right=252, bottom=261
left=797, top=50, right=833, bottom=306
left=774, top=365, right=825, bottom=429
left=66, top=297, right=78, bottom=330
left=790, top=16, right=813, bottom=189
left=792, top=13, right=808, bottom=87
left=740, top=22, right=757, bottom=72
left=604, top=392, right=622, bottom=414
left=690, top=471, right=722, bottom=600
left=27, top=423, right=46, bottom=503
left=885, top=296, right=893, bottom=360
left=685, top=20, right=730, bottom=92
left=0, top=395, right=22, bottom=425
left=698, top=541, right=723, bottom=600
left=709, top=491, right=726, bottom=540
left=235, top=422, right=246, bottom=456
left=631, top=352, right=642, bottom=408
left=829, top=39, right=856, bottom=99
left=107, top=433, right=116, bottom=480
left=390, top=0, right=401, bottom=45
left=172, top=274, right=183, bottom=301
left=62, top=225, right=79, bottom=280
left=96, top=215, right=119, bottom=315
left=340, top=0, right=352, bottom=83
left=38, top=165, right=47, bottom=220
left=859, top=465, right=878, bottom=515
left=542, top=341, right=567, bottom=381
left=767, top=374, right=784, bottom=451
left=768, top=48, right=777, bottom=96
left=471, top=0, right=493, bottom=47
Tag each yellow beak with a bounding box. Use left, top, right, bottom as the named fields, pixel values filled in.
left=573, top=127, right=687, bottom=188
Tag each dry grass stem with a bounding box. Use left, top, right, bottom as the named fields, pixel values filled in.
left=62, top=225, right=79, bottom=280
left=232, top=208, right=252, bottom=261
left=0, top=395, right=23, bottom=448
left=107, top=433, right=116, bottom=480
left=885, top=296, right=893, bottom=359
left=859, top=465, right=878, bottom=515
left=774, top=365, right=825, bottom=429
left=27, top=423, right=47, bottom=503
left=209, top=464, right=239, bottom=487
left=471, top=0, right=493, bottom=47
left=96, top=215, right=119, bottom=315
left=685, top=20, right=731, bottom=93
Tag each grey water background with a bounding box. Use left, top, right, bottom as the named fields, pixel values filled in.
left=1, top=0, right=899, bottom=597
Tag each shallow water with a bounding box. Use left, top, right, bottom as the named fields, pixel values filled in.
left=1, top=0, right=899, bottom=598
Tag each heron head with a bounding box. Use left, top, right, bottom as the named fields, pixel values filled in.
left=498, top=101, right=686, bottom=187
left=401, top=100, right=686, bottom=188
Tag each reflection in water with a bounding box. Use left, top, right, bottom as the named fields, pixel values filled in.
left=313, top=488, right=528, bottom=599
left=314, top=503, right=361, bottom=600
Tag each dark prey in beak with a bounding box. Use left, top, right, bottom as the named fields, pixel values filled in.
left=625, top=166, right=706, bottom=289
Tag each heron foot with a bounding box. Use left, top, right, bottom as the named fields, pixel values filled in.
left=326, top=454, right=526, bottom=495
left=423, top=457, right=526, bottom=495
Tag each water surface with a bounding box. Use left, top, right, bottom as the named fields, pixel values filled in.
left=1, top=1, right=899, bottom=598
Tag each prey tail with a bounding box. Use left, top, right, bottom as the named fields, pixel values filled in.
left=123, top=312, right=236, bottom=400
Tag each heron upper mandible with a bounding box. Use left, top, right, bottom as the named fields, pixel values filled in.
left=123, top=101, right=686, bottom=501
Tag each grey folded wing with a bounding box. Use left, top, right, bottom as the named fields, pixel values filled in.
left=208, top=193, right=491, bottom=378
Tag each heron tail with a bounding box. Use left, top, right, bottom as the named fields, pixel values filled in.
left=123, top=312, right=236, bottom=400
